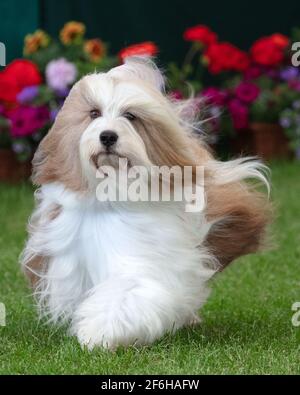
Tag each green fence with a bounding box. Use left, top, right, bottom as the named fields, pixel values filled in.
left=1, top=0, right=300, bottom=64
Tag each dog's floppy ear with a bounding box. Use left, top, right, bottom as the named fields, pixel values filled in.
left=31, top=80, right=90, bottom=189
left=108, top=56, right=165, bottom=91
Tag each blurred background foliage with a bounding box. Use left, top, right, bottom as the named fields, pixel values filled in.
left=1, top=0, right=300, bottom=64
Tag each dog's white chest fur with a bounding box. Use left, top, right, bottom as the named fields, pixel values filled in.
left=78, top=202, right=208, bottom=284
left=23, top=183, right=216, bottom=348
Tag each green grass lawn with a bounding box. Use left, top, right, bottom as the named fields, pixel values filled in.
left=0, top=161, right=299, bottom=374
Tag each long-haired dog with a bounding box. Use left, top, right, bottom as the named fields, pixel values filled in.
left=21, top=57, right=271, bottom=350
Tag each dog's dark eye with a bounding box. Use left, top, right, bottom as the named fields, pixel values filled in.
left=90, top=109, right=101, bottom=119
left=123, top=112, right=136, bottom=121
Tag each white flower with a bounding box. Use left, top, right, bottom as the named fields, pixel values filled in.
left=46, top=58, right=77, bottom=91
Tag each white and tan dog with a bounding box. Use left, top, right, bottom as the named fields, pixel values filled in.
left=21, top=57, right=270, bottom=350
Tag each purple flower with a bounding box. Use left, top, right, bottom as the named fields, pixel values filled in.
left=293, top=100, right=300, bottom=110
left=279, top=117, right=291, bottom=128
left=280, top=66, right=299, bottom=81
left=50, top=107, right=60, bottom=121
left=56, top=87, right=70, bottom=98
left=35, top=106, right=50, bottom=124
left=201, top=87, right=227, bottom=106
left=12, top=141, right=28, bottom=154
left=46, top=58, right=77, bottom=91
left=0, top=104, right=4, bottom=115
left=235, top=82, right=260, bottom=104
left=7, top=106, right=49, bottom=137
left=17, top=86, right=39, bottom=104
left=228, top=99, right=249, bottom=130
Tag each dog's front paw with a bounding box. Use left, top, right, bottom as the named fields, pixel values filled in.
left=71, top=301, right=139, bottom=350
left=188, top=315, right=201, bottom=327
left=73, top=315, right=122, bottom=350
left=70, top=278, right=188, bottom=350
left=70, top=282, right=147, bottom=350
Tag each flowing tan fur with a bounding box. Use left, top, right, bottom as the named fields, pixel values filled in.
left=25, top=57, right=271, bottom=285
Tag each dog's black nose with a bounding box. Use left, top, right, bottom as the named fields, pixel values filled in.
left=100, top=130, right=118, bottom=147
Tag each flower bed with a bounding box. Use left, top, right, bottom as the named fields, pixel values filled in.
left=0, top=22, right=119, bottom=165
left=168, top=25, right=300, bottom=159
left=0, top=21, right=300, bottom=182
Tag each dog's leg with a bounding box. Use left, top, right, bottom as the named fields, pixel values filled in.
left=71, top=276, right=196, bottom=350
left=21, top=198, right=89, bottom=322
left=34, top=252, right=90, bottom=322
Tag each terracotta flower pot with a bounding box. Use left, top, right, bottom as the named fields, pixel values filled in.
left=232, top=122, right=291, bottom=160
left=0, top=149, right=31, bottom=183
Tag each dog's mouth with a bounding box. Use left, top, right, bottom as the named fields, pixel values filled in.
left=91, top=150, right=131, bottom=169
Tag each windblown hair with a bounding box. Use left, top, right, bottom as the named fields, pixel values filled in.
left=21, top=57, right=272, bottom=349
left=31, top=57, right=270, bottom=269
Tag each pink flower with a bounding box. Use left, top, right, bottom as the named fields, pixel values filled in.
left=46, top=58, right=77, bottom=91
left=201, top=87, right=227, bottom=106
left=235, top=82, right=260, bottom=104
left=288, top=79, right=300, bottom=92
left=228, top=99, right=249, bottom=130
left=170, top=90, right=184, bottom=100
left=7, top=106, right=49, bottom=137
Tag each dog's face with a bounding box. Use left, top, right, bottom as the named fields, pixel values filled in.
left=33, top=58, right=200, bottom=191
left=79, top=63, right=167, bottom=176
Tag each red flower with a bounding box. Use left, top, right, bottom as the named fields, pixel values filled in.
left=119, top=42, right=158, bottom=62
left=0, top=59, right=42, bottom=103
left=250, top=34, right=289, bottom=66
left=0, top=72, right=20, bottom=102
left=270, top=33, right=289, bottom=49
left=6, top=59, right=42, bottom=89
left=230, top=49, right=250, bottom=72
left=183, top=25, right=217, bottom=47
left=204, top=42, right=249, bottom=74
left=244, top=65, right=262, bottom=80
